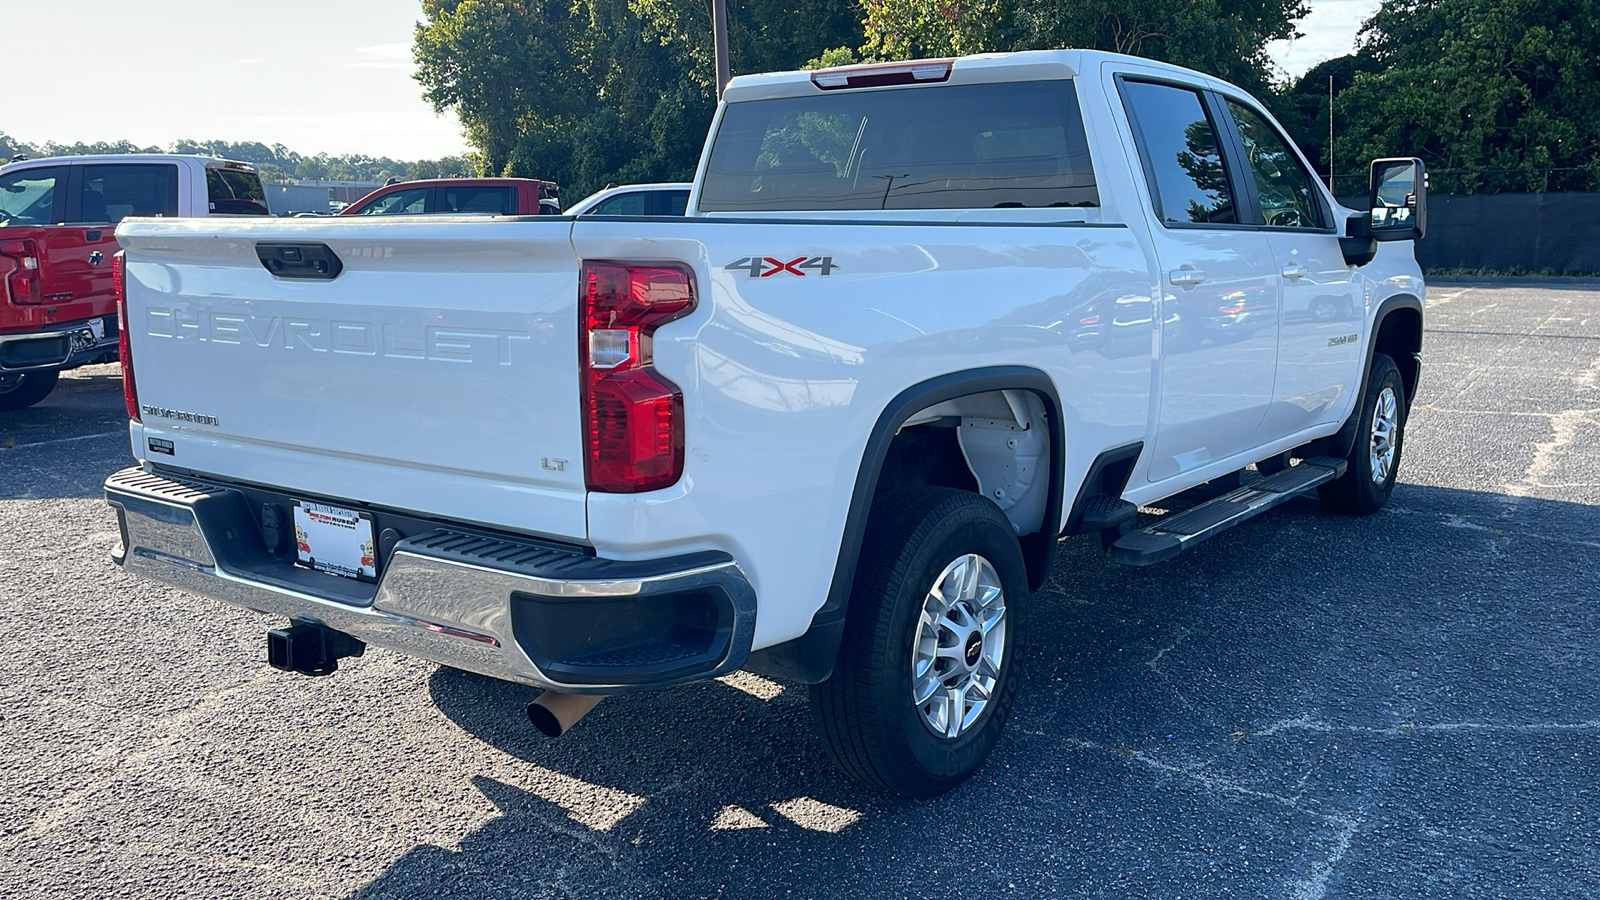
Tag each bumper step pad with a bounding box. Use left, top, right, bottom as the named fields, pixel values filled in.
left=1109, top=457, right=1348, bottom=567
left=104, top=466, right=757, bottom=692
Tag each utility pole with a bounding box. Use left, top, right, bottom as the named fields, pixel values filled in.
left=1327, top=74, right=1335, bottom=193
left=713, top=0, right=731, bottom=100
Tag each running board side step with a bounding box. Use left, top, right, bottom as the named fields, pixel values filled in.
left=1109, top=457, right=1348, bottom=567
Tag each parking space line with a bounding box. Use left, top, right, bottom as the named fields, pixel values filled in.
left=1, top=430, right=125, bottom=451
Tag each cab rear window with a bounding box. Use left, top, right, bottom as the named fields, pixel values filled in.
left=207, top=167, right=270, bottom=215
left=700, top=81, right=1098, bottom=212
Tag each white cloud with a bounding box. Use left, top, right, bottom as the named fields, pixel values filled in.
left=1268, top=0, right=1383, bottom=81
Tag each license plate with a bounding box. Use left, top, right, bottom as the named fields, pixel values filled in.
left=292, top=501, right=377, bottom=580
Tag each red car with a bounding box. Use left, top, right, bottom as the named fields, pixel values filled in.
left=340, top=178, right=561, bottom=217
left=0, top=154, right=268, bottom=409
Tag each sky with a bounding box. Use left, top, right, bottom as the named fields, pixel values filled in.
left=5, top=0, right=470, bottom=161
left=1268, top=0, right=1384, bottom=80
left=6, top=0, right=1378, bottom=163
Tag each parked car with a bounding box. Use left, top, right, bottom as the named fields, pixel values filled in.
left=340, top=178, right=561, bottom=217
left=566, top=182, right=692, bottom=217
left=107, top=50, right=1426, bottom=797
left=0, top=155, right=267, bottom=410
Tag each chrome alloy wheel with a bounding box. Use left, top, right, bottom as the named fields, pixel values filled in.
left=911, top=553, right=1007, bottom=739
left=1369, top=386, right=1399, bottom=485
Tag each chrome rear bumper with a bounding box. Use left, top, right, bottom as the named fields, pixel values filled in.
left=104, top=467, right=756, bottom=693
left=0, top=316, right=118, bottom=372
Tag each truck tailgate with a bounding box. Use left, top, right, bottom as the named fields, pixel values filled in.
left=116, top=217, right=588, bottom=542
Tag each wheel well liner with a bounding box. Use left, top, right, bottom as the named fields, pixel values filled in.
left=744, top=367, right=1065, bottom=683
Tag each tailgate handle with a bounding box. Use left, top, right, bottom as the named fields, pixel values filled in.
left=256, top=242, right=344, bottom=280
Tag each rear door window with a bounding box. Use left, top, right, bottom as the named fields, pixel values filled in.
left=1119, top=80, right=1236, bottom=226
left=700, top=81, right=1099, bottom=211
left=0, top=166, right=65, bottom=227
left=79, top=164, right=179, bottom=223
left=353, top=187, right=430, bottom=216
left=440, top=185, right=515, bottom=215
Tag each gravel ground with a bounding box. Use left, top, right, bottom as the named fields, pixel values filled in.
left=1, top=282, right=1597, bottom=899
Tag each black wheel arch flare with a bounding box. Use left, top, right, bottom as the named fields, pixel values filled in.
left=745, top=366, right=1066, bottom=683
left=1308, top=292, right=1424, bottom=460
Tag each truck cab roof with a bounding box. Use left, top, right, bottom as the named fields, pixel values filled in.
left=723, top=49, right=1247, bottom=103
left=0, top=154, right=259, bottom=175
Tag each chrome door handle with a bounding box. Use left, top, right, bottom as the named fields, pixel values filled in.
left=1281, top=263, right=1308, bottom=279
left=1168, top=268, right=1207, bottom=287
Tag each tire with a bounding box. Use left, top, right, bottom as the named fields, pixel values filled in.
left=1319, top=352, right=1406, bottom=515
left=0, top=370, right=60, bottom=411
left=810, top=487, right=1029, bottom=798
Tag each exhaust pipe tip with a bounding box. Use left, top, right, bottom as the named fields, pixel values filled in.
left=526, top=691, right=604, bottom=737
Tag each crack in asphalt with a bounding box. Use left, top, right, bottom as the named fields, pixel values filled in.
left=1242, top=715, right=1600, bottom=738
left=1022, top=728, right=1362, bottom=900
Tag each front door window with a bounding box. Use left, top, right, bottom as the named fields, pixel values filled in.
left=1226, top=101, right=1328, bottom=231
left=0, top=167, right=63, bottom=227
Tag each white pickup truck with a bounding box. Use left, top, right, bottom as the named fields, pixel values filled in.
left=105, top=50, right=1427, bottom=798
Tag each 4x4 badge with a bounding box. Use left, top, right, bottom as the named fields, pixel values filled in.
left=724, top=256, right=839, bottom=278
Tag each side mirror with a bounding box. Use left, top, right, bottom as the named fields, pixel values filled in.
left=1369, top=157, right=1426, bottom=242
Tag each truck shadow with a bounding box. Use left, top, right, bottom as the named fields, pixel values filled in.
left=347, top=483, right=1600, bottom=899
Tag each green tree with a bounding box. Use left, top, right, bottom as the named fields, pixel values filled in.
left=1277, top=54, right=1383, bottom=186
left=635, top=0, right=863, bottom=83
left=857, top=0, right=1004, bottom=59
left=1333, top=0, right=1600, bottom=192
left=0, top=130, right=463, bottom=186
left=0, top=132, right=38, bottom=160
left=854, top=0, right=1305, bottom=94
left=414, top=0, right=589, bottom=177
left=414, top=0, right=860, bottom=197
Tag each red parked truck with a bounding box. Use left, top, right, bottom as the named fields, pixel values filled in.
left=339, top=177, right=561, bottom=217
left=0, top=154, right=268, bottom=409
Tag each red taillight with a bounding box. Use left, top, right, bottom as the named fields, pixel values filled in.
left=114, top=251, right=139, bottom=421
left=580, top=262, right=695, bottom=492
left=0, top=238, right=41, bottom=305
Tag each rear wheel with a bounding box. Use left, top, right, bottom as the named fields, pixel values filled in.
left=0, top=370, right=60, bottom=411
left=810, top=487, right=1028, bottom=798
left=1319, top=352, right=1406, bottom=514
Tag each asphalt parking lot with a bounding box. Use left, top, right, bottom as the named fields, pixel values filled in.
left=2, top=282, right=1597, bottom=899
